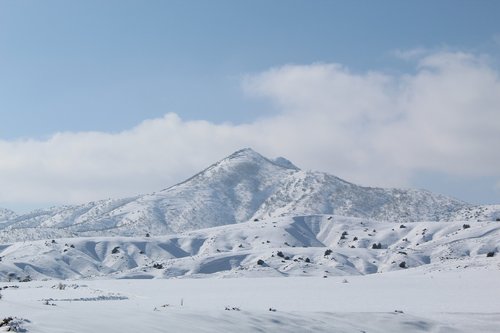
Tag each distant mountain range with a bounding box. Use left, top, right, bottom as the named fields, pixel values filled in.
left=1, top=148, right=499, bottom=242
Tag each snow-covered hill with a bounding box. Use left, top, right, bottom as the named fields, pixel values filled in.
left=2, top=148, right=495, bottom=242
left=1, top=215, right=498, bottom=281
left=0, top=208, right=16, bottom=225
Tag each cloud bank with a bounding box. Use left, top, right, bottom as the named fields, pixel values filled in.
left=1, top=51, right=499, bottom=208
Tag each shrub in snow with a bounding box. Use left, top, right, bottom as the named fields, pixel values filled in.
left=399, top=261, right=407, bottom=269
left=496, top=218, right=500, bottom=221
left=399, top=224, right=406, bottom=228
left=486, top=251, right=495, bottom=257
left=304, top=258, right=311, bottom=263
left=225, top=306, right=240, bottom=311
left=353, top=236, right=358, bottom=241
left=153, top=263, right=164, bottom=269
left=19, top=276, right=31, bottom=283
left=111, top=246, right=120, bottom=254
left=269, top=308, right=277, bottom=312
left=0, top=317, right=29, bottom=332
left=372, top=243, right=382, bottom=249
left=276, top=251, right=284, bottom=258
left=462, top=224, right=471, bottom=229
left=324, top=249, right=332, bottom=256
left=257, top=259, right=265, bottom=266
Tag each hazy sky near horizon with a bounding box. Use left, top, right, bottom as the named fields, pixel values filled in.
left=1, top=1, right=500, bottom=211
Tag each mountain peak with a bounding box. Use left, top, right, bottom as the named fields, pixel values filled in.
left=224, top=148, right=300, bottom=171
left=225, top=148, right=265, bottom=161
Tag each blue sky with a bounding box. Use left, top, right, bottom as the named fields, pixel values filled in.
left=1, top=1, right=500, bottom=210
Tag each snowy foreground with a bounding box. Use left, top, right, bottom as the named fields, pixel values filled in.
left=1, top=267, right=499, bottom=332
left=1, top=215, right=499, bottom=332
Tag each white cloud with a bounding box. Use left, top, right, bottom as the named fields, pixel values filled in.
left=1, top=51, right=499, bottom=208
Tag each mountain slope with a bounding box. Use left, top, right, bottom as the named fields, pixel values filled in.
left=0, top=215, right=498, bottom=281
left=0, top=148, right=495, bottom=242
left=0, top=208, right=17, bottom=225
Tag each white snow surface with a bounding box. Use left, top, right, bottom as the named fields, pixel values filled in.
left=1, top=268, right=499, bottom=332
left=1, top=148, right=497, bottom=242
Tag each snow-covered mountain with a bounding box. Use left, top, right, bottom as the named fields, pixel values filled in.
left=0, top=208, right=17, bottom=225
left=0, top=215, right=498, bottom=281
left=0, top=148, right=497, bottom=243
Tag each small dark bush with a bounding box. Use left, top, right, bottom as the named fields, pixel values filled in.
left=342, top=231, right=348, bottom=236
left=145, top=233, right=150, bottom=237
left=19, top=275, right=31, bottom=282
left=486, top=251, right=495, bottom=257
left=372, top=243, right=382, bottom=249
left=257, top=259, right=265, bottom=266
left=340, top=235, right=346, bottom=240
left=0, top=317, right=13, bottom=327
left=353, top=236, right=358, bottom=241
left=462, top=224, right=470, bottom=229
left=305, top=258, right=311, bottom=263
left=496, top=218, right=500, bottom=221
left=399, top=261, right=407, bottom=268
left=324, top=249, right=332, bottom=256
left=399, top=224, right=406, bottom=228
left=153, top=263, right=163, bottom=269
left=276, top=251, right=284, bottom=258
